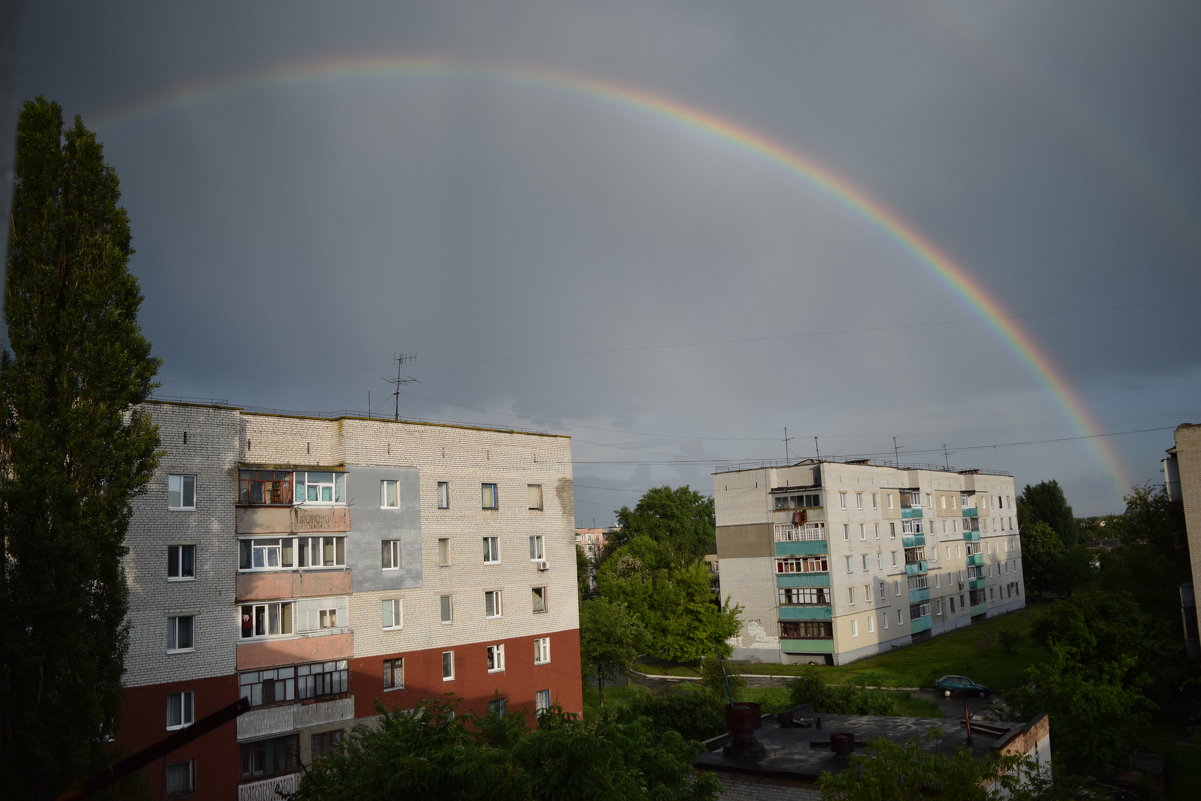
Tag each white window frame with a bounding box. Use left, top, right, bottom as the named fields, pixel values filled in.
left=382, top=539, right=402, bottom=570
left=439, top=594, right=453, bottom=624
left=441, top=650, right=455, bottom=681
left=855, top=492, right=863, bottom=509
left=529, top=535, right=545, bottom=561
left=381, top=479, right=400, bottom=509
left=483, top=536, right=500, bottom=564
left=166, top=690, right=194, bottom=730
left=847, top=586, right=855, bottom=606
left=481, top=483, right=499, bottom=510
left=168, top=544, right=195, bottom=581
left=168, top=474, right=196, bottom=510
left=850, top=619, right=859, bottom=637
left=532, top=586, right=547, bottom=613
left=534, top=637, right=550, bottom=665
left=839, top=492, right=847, bottom=509
left=381, top=599, right=403, bottom=630
left=487, top=643, right=505, bottom=672
left=844, top=556, right=853, bottom=574
left=437, top=481, right=450, bottom=509
left=535, top=688, right=551, bottom=714
left=294, top=471, right=346, bottom=505
left=485, top=590, right=503, bottom=618
left=167, top=615, right=194, bottom=652
left=240, top=602, right=294, bottom=639
left=867, top=615, right=875, bottom=633
left=383, top=657, right=404, bottom=690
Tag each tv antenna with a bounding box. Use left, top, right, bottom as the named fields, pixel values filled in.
left=385, top=353, right=420, bottom=420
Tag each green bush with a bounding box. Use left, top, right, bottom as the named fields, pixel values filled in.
left=786, top=670, right=898, bottom=715
left=618, top=685, right=725, bottom=742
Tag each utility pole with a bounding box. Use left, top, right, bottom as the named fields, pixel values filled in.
left=893, top=436, right=900, bottom=466
left=385, top=353, right=419, bottom=421
left=943, top=443, right=950, bottom=470
left=784, top=427, right=795, bottom=463
left=814, top=436, right=821, bottom=461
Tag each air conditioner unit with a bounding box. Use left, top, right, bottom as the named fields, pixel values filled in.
left=536, top=560, right=549, bottom=571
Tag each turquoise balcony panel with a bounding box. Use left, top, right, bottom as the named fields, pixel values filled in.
left=776, top=573, right=831, bottom=589
left=774, top=540, right=829, bottom=557
left=962, top=531, right=980, bottom=542
left=908, top=587, right=930, bottom=604
left=969, top=578, right=986, bottom=591
left=904, top=560, right=928, bottom=575
left=901, top=508, right=924, bottom=520
left=966, top=553, right=984, bottom=566
left=962, top=507, right=978, bottom=517
left=911, top=616, right=932, bottom=634
left=970, top=603, right=988, bottom=617
left=901, top=534, right=926, bottom=549
left=777, top=606, right=834, bottom=622
left=780, top=638, right=834, bottom=654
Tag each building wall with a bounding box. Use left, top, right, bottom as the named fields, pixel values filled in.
left=1175, top=424, right=1201, bottom=653
left=117, top=402, right=580, bottom=800
left=715, top=460, right=1023, bottom=665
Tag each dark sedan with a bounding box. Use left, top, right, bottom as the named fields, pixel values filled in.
left=933, top=674, right=991, bottom=698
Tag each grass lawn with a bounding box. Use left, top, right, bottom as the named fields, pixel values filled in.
left=581, top=684, right=649, bottom=717
left=636, top=604, right=1050, bottom=693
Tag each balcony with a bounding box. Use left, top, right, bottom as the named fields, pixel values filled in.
left=237, top=505, right=351, bottom=535
left=774, top=540, right=829, bottom=558
left=237, top=570, right=352, bottom=602
left=776, top=573, right=831, bottom=589
left=961, top=507, right=978, bottom=517
left=966, top=553, right=984, bottom=567
left=970, top=602, right=988, bottom=617
left=962, top=530, right=980, bottom=542
left=237, top=697, right=355, bottom=740
left=911, top=616, right=932, bottom=635
left=780, top=639, right=834, bottom=654
left=908, top=587, right=930, bottom=604
left=901, top=508, right=924, bottom=520
left=778, top=606, right=833, bottom=622
left=901, top=533, right=925, bottom=549
left=904, top=560, right=929, bottom=575
left=239, top=774, right=299, bottom=801
left=969, top=577, right=986, bottom=591
left=237, top=631, right=353, bottom=671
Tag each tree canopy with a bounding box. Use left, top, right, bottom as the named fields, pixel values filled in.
left=607, top=485, right=715, bottom=566
left=1016, top=480, right=1078, bottom=549
left=0, top=97, right=160, bottom=799
left=292, top=697, right=720, bottom=801
left=579, top=596, right=647, bottom=705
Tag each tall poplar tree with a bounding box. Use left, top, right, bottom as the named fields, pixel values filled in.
left=0, top=97, right=160, bottom=799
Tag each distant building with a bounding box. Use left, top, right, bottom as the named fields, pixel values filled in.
left=695, top=706, right=1051, bottom=800
left=714, top=459, right=1024, bottom=666
left=1164, top=424, right=1201, bottom=659
left=575, top=527, right=612, bottom=561
left=118, top=401, right=581, bottom=800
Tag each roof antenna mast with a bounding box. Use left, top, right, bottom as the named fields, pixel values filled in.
left=386, top=352, right=419, bottom=421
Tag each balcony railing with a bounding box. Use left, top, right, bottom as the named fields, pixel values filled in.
left=966, top=553, right=984, bottom=567
left=902, top=534, right=925, bottom=549
left=911, top=616, right=932, bottom=634
left=239, top=774, right=299, bottom=801
left=962, top=507, right=978, bottom=517
left=904, top=560, right=928, bottom=575
left=962, top=530, right=980, bottom=542
left=901, top=508, right=924, bottom=520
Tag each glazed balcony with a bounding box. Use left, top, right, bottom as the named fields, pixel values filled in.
left=239, top=774, right=299, bottom=801
left=969, top=577, right=987, bottom=591
left=776, top=573, right=831, bottom=589
left=901, top=508, right=924, bottom=520
left=966, top=553, right=984, bottom=567
left=962, top=530, right=980, bottom=542
left=908, top=587, right=930, bottom=604
left=961, top=507, right=978, bottom=517
left=774, top=540, right=829, bottom=558
left=902, top=533, right=925, bottom=549
left=778, top=606, right=833, bottom=622
left=904, top=560, right=928, bottom=575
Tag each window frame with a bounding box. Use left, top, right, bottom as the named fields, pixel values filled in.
left=436, top=481, right=450, bottom=509
left=380, top=479, right=400, bottom=509
left=293, top=471, right=346, bottom=505
left=239, top=602, right=294, bottom=640
left=441, top=650, right=455, bottom=681
left=167, top=474, right=196, bottom=511
left=165, top=759, right=195, bottom=798
left=166, top=690, right=194, bottom=731
left=482, top=536, right=500, bottom=564
left=528, top=535, right=545, bottom=561
left=240, top=734, right=299, bottom=782
left=167, top=544, right=196, bottom=581
left=484, top=590, right=503, bottom=618
left=481, top=483, right=499, bottom=510
left=486, top=643, right=505, bottom=672
left=534, top=637, right=551, bottom=665
left=383, top=657, right=404, bottom=691
left=528, top=483, right=543, bottom=510
left=535, top=688, right=551, bottom=715
left=532, top=586, right=547, bottom=614
left=167, top=615, right=194, bottom=653
left=439, top=594, right=453, bottom=624
left=437, top=537, right=451, bottom=566
left=381, top=539, right=402, bottom=570
left=381, top=598, right=403, bottom=630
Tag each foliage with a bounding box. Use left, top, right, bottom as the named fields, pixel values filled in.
left=699, top=654, right=745, bottom=702
left=0, top=97, right=160, bottom=799
left=576, top=543, right=593, bottom=601
left=293, top=696, right=720, bottom=801
left=817, top=734, right=1056, bottom=801
left=607, top=485, right=715, bottom=566
left=618, top=685, right=726, bottom=743
left=787, top=671, right=900, bottom=716
left=1018, top=520, right=1066, bottom=596
left=1017, top=480, right=1079, bottom=549
left=1112, top=483, right=1186, bottom=561
left=597, top=550, right=740, bottom=663
left=579, top=597, right=647, bottom=705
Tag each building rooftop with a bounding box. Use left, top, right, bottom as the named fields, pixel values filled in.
left=713, top=456, right=1011, bottom=478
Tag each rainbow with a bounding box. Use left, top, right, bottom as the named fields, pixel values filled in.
left=88, top=55, right=1133, bottom=496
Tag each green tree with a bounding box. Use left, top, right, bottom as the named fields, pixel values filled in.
left=579, top=596, right=647, bottom=706
left=1018, top=520, right=1065, bottom=596
left=0, top=97, right=160, bottom=799
left=817, top=734, right=1055, bottom=801
left=607, top=485, right=715, bottom=566
left=293, top=696, right=720, bottom=801
left=576, top=543, right=593, bottom=601
left=1113, top=483, right=1185, bottom=560
left=1017, top=480, right=1079, bottom=549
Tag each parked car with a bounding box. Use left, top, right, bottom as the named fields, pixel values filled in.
left=934, top=674, right=991, bottom=698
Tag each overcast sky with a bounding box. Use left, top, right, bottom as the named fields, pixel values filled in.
left=14, top=1, right=1201, bottom=521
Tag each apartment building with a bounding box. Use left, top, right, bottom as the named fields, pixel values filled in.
left=714, top=459, right=1024, bottom=665
left=117, top=401, right=581, bottom=800
left=1164, top=423, right=1201, bottom=659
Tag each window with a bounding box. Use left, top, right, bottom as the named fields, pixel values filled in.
left=383, top=657, right=404, bottom=690
left=481, top=483, right=499, bottom=509
left=936, top=599, right=943, bottom=615
left=855, top=492, right=863, bottom=509
left=890, top=551, right=897, bottom=566
left=239, top=469, right=293, bottom=505
left=488, top=697, right=507, bottom=718
left=483, top=537, right=500, bottom=564
left=850, top=619, right=859, bottom=637
left=534, top=637, right=551, bottom=665
left=240, top=734, right=299, bottom=781
left=529, top=535, right=545, bottom=561
left=296, top=597, right=346, bottom=632
left=299, top=535, right=346, bottom=568
left=381, top=480, right=400, bottom=508
left=239, top=537, right=294, bottom=571
left=839, top=492, right=847, bottom=509
left=166, top=691, right=194, bottom=730
left=842, top=524, right=849, bottom=541
left=876, top=552, right=883, bottom=570
left=240, top=666, right=297, bottom=706
left=882, top=612, right=889, bottom=629
left=897, top=609, right=904, bottom=624
left=867, top=615, right=875, bottom=633
left=439, top=594, right=453, bottom=624
left=887, top=493, right=894, bottom=510
left=863, top=584, right=870, bottom=603
left=168, top=545, right=195, bottom=580
left=872, top=492, right=878, bottom=509
left=950, top=597, right=956, bottom=613
left=240, top=602, right=294, bottom=639
left=382, top=540, right=402, bottom=570
left=165, top=760, right=194, bottom=798
left=535, top=689, right=551, bottom=715
left=311, top=730, right=343, bottom=759
left=437, top=538, right=450, bottom=566
left=861, top=554, right=870, bottom=570
left=168, top=474, right=196, bottom=510
left=532, top=586, right=547, bottom=613
left=775, top=556, right=828, bottom=573
left=847, top=587, right=855, bottom=606
left=485, top=590, right=502, bottom=618
left=894, top=580, right=901, bottom=596
left=294, top=471, right=345, bottom=504
left=889, top=522, right=896, bottom=539
left=779, top=621, right=833, bottom=639
left=437, top=481, right=450, bottom=509
left=381, top=599, right=403, bottom=630
left=844, top=556, right=854, bottom=574
left=487, top=644, right=505, bottom=672
left=441, top=650, right=455, bottom=680
left=878, top=582, right=886, bottom=601
left=167, top=615, right=194, bottom=652
left=778, top=587, right=830, bottom=605
left=528, top=484, right=543, bottom=510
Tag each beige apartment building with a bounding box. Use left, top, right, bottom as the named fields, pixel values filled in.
left=1164, top=423, right=1201, bottom=659
left=714, top=459, right=1024, bottom=665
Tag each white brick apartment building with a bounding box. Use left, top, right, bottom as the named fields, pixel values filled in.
left=714, top=459, right=1024, bottom=665
left=118, top=401, right=581, bottom=800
